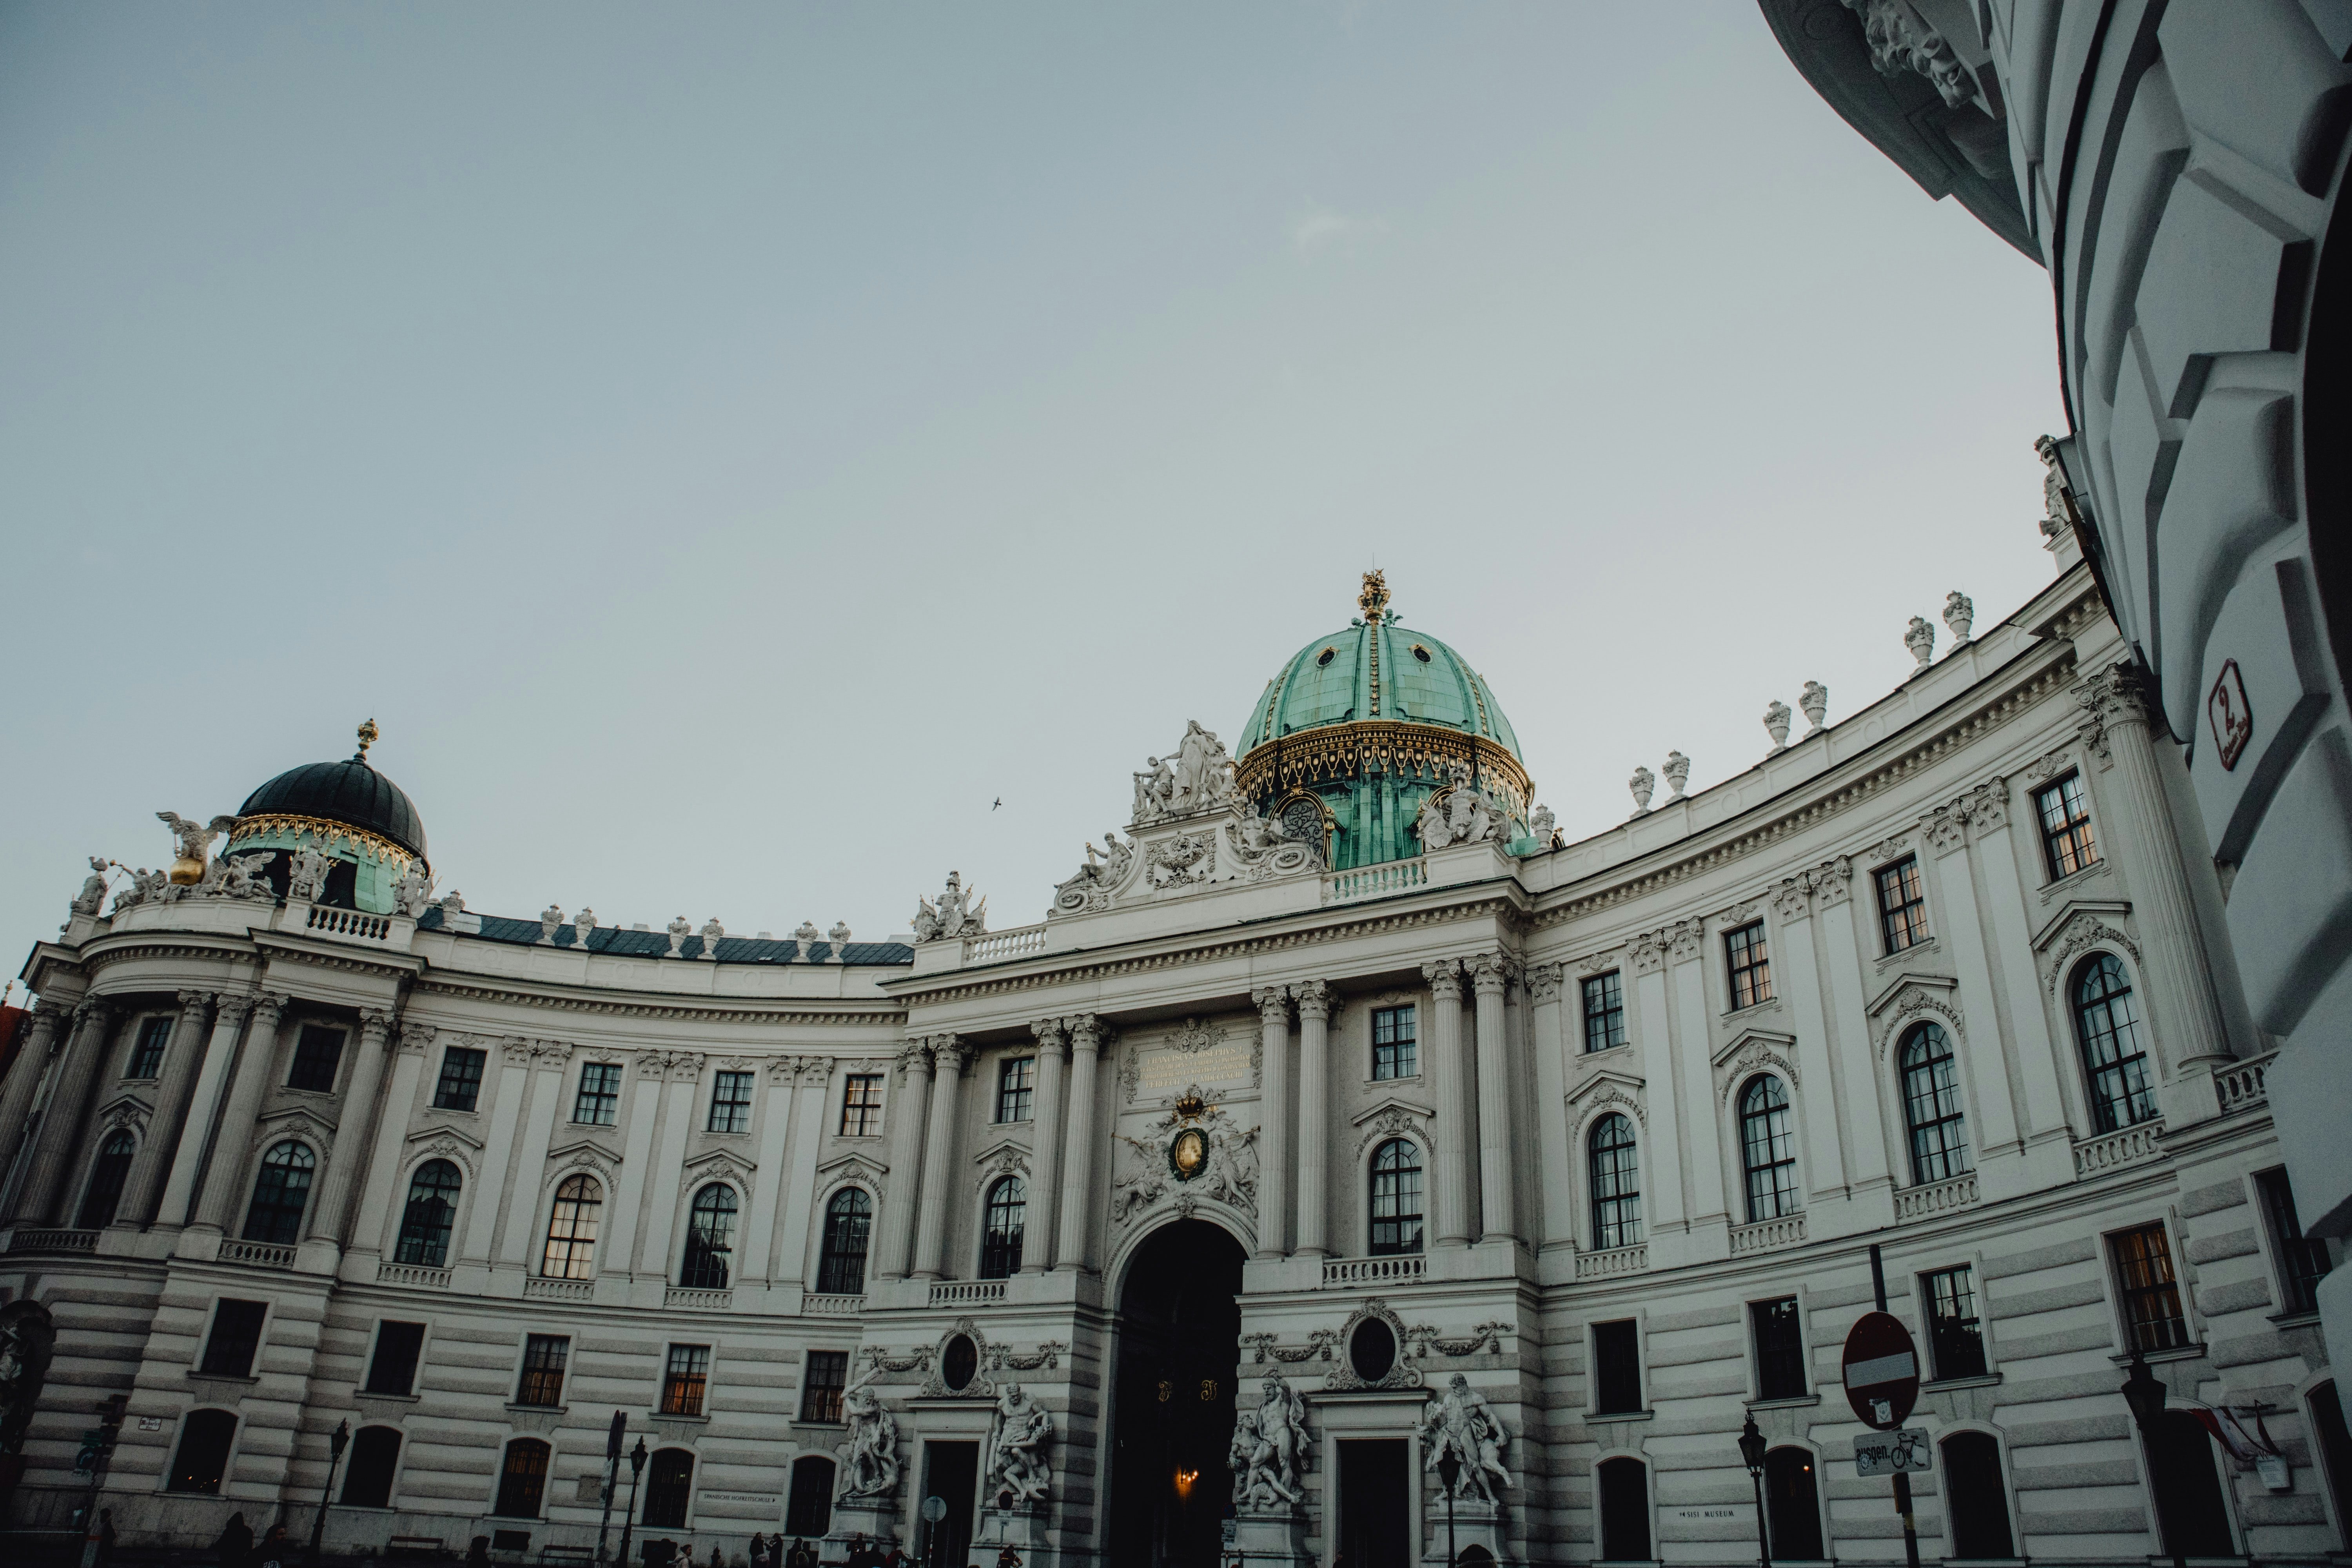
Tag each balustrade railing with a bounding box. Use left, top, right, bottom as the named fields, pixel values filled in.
left=664, top=1287, right=732, bottom=1310
left=963, top=925, right=1048, bottom=964
left=1573, top=1244, right=1648, bottom=1279
left=376, top=1261, right=452, bottom=1289
left=1320, top=1254, right=1426, bottom=1288
left=804, top=1293, right=865, bottom=1316
left=1728, top=1214, right=1807, bottom=1256
left=929, top=1279, right=1007, bottom=1307
left=2074, top=1120, right=2164, bottom=1176
left=220, top=1239, right=297, bottom=1269
left=2215, top=1052, right=2275, bottom=1114
left=524, top=1277, right=594, bottom=1302
left=1323, top=860, right=1427, bottom=904
left=305, top=905, right=393, bottom=943
left=6, top=1228, right=98, bottom=1256
left=1894, top=1172, right=1980, bottom=1223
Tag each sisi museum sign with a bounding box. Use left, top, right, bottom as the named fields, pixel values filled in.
left=0, top=535, right=2342, bottom=1566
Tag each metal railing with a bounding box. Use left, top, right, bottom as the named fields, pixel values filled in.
left=2074, top=1120, right=2164, bottom=1176
left=962, top=925, right=1048, bottom=964
left=1320, top=1254, right=1426, bottom=1288
left=220, top=1239, right=297, bottom=1269
left=929, top=1279, right=1006, bottom=1307
left=1573, top=1244, right=1648, bottom=1279
left=1893, top=1172, right=1980, bottom=1223
left=1728, top=1214, right=1807, bottom=1256
left=1323, top=860, right=1427, bottom=904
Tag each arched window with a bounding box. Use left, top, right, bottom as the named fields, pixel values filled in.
left=541, top=1174, right=602, bottom=1279
left=1939, top=1432, right=2014, bottom=1558
left=1899, top=1023, right=1971, bottom=1185
left=494, top=1438, right=550, bottom=1518
left=679, top=1183, right=737, bottom=1289
left=394, top=1160, right=461, bottom=1268
left=1596, top=1456, right=1650, bottom=1560
left=241, top=1140, right=315, bottom=1244
left=1738, top=1076, right=1798, bottom=1222
left=76, top=1130, right=137, bottom=1229
left=817, top=1187, right=872, bottom=1295
left=341, top=1426, right=403, bottom=1509
left=785, top=1454, right=836, bottom=1538
left=1369, top=1138, right=1424, bottom=1256
left=1587, top=1114, right=1642, bottom=1249
left=166, top=1409, right=238, bottom=1494
left=1763, top=1448, right=1822, bottom=1557
left=642, top=1448, right=695, bottom=1528
left=980, top=1176, right=1025, bottom=1279
left=2074, top=955, right=2156, bottom=1131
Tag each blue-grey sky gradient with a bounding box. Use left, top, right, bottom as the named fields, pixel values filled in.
left=1, top=5, right=2065, bottom=960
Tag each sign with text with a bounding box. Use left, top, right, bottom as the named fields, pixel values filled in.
left=1853, top=1428, right=1931, bottom=1475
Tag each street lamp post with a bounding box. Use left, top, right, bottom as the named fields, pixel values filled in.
left=596, top=1413, right=626, bottom=1564
left=1435, top=1452, right=1459, bottom=1567
left=616, top=1437, right=649, bottom=1568
left=1739, top=1411, right=1772, bottom=1568
left=2122, top=1350, right=2188, bottom=1568
left=307, top=1419, right=350, bottom=1567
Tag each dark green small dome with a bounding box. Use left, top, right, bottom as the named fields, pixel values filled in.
left=1239, top=617, right=1520, bottom=760
left=238, top=757, right=427, bottom=862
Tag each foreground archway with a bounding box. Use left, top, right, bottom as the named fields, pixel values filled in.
left=1107, top=1219, right=1246, bottom=1568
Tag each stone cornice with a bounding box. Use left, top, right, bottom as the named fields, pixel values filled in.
left=409, top=975, right=906, bottom=1029
left=1530, top=646, right=2082, bottom=933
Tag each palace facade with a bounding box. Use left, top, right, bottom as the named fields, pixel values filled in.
left=1, top=539, right=2339, bottom=1565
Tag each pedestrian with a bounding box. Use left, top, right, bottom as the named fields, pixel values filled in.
left=213, top=1512, right=252, bottom=1568
left=995, top=1546, right=1022, bottom=1568
left=747, top=1533, right=769, bottom=1568
left=467, top=1537, right=493, bottom=1568
left=787, top=1537, right=818, bottom=1568
left=250, top=1523, right=294, bottom=1568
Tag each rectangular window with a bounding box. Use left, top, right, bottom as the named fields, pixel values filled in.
left=995, top=1058, right=1034, bottom=1123
left=1592, top=1319, right=1642, bottom=1415
left=2259, top=1168, right=2334, bottom=1316
left=2112, top=1223, right=2190, bottom=1353
left=1581, top=973, right=1626, bottom=1054
left=365, top=1321, right=426, bottom=1395
left=839, top=1074, right=883, bottom=1138
left=1875, top=857, right=1930, bottom=953
left=1922, top=1266, right=1987, bottom=1380
left=126, top=1015, right=173, bottom=1080
left=515, top=1334, right=570, bottom=1408
left=1372, top=1005, right=1417, bottom=1080
left=660, top=1344, right=711, bottom=1417
left=572, top=1062, right=622, bottom=1126
left=800, top=1349, right=849, bottom=1424
left=433, top=1046, right=487, bottom=1112
left=1726, top=923, right=1773, bottom=1011
left=200, top=1299, right=269, bottom=1379
left=707, top=1071, right=754, bottom=1134
left=1750, top=1297, right=1806, bottom=1401
left=287, top=1025, right=346, bottom=1093
left=2036, top=772, right=2098, bottom=880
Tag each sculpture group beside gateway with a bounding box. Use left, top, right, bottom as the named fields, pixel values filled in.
left=0, top=541, right=2341, bottom=1564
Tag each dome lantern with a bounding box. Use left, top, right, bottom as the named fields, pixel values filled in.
left=223, top=722, right=428, bottom=915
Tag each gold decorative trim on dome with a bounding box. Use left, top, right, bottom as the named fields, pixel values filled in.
left=1234, top=720, right=1532, bottom=816
left=226, top=813, right=422, bottom=873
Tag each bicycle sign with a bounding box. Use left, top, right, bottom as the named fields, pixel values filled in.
left=1853, top=1427, right=1932, bottom=1475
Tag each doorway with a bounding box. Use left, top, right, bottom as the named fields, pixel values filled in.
left=919, top=1440, right=978, bottom=1568
left=1337, top=1439, right=1411, bottom=1568
left=1107, top=1219, right=1246, bottom=1568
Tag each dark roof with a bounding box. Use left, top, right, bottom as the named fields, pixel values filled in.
left=239, top=757, right=428, bottom=861
left=418, top=907, right=913, bottom=967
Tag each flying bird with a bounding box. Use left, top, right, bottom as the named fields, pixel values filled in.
left=993, top=798, right=1002, bottom=810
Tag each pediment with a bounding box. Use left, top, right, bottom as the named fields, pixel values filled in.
left=407, top=1123, right=485, bottom=1154
left=2031, top=898, right=2132, bottom=952
left=546, top=1134, right=621, bottom=1167
left=1352, top=1095, right=1436, bottom=1127
left=256, top=1104, right=337, bottom=1140
left=1711, top=1027, right=1796, bottom=1070
left=1567, top=1066, right=1646, bottom=1109
left=94, top=1092, right=152, bottom=1126
left=969, top=1136, right=1032, bottom=1169
left=817, top=1151, right=888, bottom=1181
left=682, top=1146, right=755, bottom=1181
left=1866, top=971, right=1957, bottom=1016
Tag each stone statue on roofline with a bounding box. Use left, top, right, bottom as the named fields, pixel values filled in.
left=913, top=871, right=987, bottom=944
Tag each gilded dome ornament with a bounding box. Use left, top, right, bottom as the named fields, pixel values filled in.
left=1357, top=568, right=1390, bottom=621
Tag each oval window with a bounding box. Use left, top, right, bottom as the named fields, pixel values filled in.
left=942, top=1333, right=978, bottom=1393
left=1348, top=1318, right=1397, bottom=1383
left=1410, top=644, right=1433, bottom=663
left=1316, top=647, right=1338, bottom=668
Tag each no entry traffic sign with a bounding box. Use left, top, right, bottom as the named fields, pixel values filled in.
left=1842, top=1310, right=1920, bottom=1430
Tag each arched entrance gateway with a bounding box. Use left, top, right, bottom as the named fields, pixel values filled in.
left=1108, top=1219, right=1246, bottom=1567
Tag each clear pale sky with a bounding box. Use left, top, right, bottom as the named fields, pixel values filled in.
left=0, top=5, right=2066, bottom=962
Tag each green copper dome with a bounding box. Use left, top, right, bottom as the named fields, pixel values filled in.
left=1235, top=573, right=1532, bottom=871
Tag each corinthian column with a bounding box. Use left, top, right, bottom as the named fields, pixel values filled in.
left=1423, top=960, right=1473, bottom=1248
left=18, top=1001, right=118, bottom=1224
left=1526, top=965, right=1575, bottom=1251
left=156, top=995, right=256, bottom=1230
left=874, top=1042, right=932, bottom=1281
left=1022, top=1020, right=1069, bottom=1272
left=343, top=1023, right=433, bottom=1279
left=114, top=993, right=216, bottom=1230
left=1467, top=954, right=1517, bottom=1244
left=2075, top=666, right=2234, bottom=1075
left=189, top=993, right=289, bottom=1235
left=1252, top=987, right=1293, bottom=1259
left=305, top=1009, right=397, bottom=1249
left=911, top=1036, right=971, bottom=1279
left=1056, top=1017, right=1105, bottom=1272
left=1293, top=983, right=1331, bottom=1258
left=0, top=1002, right=69, bottom=1213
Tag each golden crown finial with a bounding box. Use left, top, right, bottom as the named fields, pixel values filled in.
left=1358, top=569, right=1390, bottom=620
left=355, top=717, right=380, bottom=762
